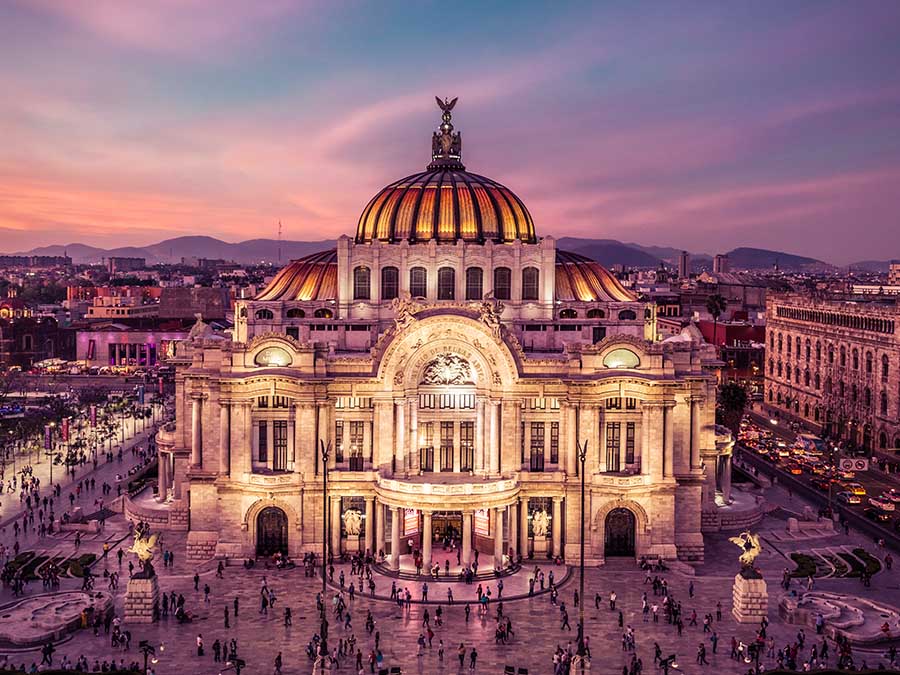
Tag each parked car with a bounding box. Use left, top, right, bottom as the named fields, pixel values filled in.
left=837, top=491, right=861, bottom=505
left=864, top=507, right=891, bottom=523
left=869, top=497, right=896, bottom=511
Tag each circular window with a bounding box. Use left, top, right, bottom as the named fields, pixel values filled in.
left=602, top=348, right=640, bottom=369
left=254, top=346, right=292, bottom=368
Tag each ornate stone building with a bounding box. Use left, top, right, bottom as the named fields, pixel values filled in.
left=765, top=292, right=900, bottom=452
left=158, top=101, right=727, bottom=567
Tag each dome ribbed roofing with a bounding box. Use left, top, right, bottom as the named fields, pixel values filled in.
left=254, top=248, right=635, bottom=304
left=554, top=250, right=636, bottom=302
left=254, top=249, right=337, bottom=301
left=355, top=169, right=536, bottom=245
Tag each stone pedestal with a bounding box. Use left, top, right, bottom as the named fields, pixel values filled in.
left=732, top=573, right=768, bottom=623
left=533, top=537, right=548, bottom=555
left=124, top=575, right=160, bottom=624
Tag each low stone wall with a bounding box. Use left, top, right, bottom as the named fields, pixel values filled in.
left=186, top=530, right=218, bottom=563
left=123, top=494, right=189, bottom=531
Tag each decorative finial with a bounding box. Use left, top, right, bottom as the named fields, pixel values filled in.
left=429, top=96, right=464, bottom=170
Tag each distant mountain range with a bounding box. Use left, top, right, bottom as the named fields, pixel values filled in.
left=5, top=236, right=892, bottom=272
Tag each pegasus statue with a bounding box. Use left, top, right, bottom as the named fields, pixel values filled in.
left=728, top=531, right=762, bottom=569
left=129, top=530, right=159, bottom=578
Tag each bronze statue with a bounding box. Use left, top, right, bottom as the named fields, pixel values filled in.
left=729, top=531, right=762, bottom=578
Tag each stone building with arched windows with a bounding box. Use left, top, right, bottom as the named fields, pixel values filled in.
left=157, top=101, right=728, bottom=567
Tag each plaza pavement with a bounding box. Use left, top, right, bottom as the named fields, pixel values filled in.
left=4, top=479, right=900, bottom=672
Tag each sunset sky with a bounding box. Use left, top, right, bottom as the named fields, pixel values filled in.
left=1, top=1, right=899, bottom=263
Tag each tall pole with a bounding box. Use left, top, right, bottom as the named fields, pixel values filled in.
left=576, top=439, right=588, bottom=664
left=319, top=438, right=330, bottom=656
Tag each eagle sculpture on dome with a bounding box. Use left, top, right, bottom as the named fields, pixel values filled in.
left=435, top=96, right=458, bottom=112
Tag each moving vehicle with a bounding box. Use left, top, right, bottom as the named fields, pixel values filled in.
left=882, top=490, right=900, bottom=504
left=864, top=507, right=891, bottom=523
left=836, top=491, right=861, bottom=505
left=869, top=497, right=896, bottom=511
left=795, top=433, right=827, bottom=457
left=846, top=483, right=867, bottom=496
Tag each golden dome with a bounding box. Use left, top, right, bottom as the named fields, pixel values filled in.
left=356, top=97, right=536, bottom=245
left=356, top=169, right=536, bottom=245
left=555, top=250, right=636, bottom=302
left=254, top=249, right=337, bottom=301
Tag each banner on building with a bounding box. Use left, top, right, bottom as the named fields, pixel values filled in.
left=44, top=425, right=52, bottom=450
left=474, top=509, right=491, bottom=537
left=90, top=405, right=97, bottom=427
left=137, top=385, right=145, bottom=405
left=61, top=418, right=69, bottom=442
left=403, top=508, right=419, bottom=536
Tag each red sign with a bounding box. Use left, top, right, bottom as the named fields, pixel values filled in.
left=61, top=418, right=69, bottom=442
left=90, top=405, right=97, bottom=427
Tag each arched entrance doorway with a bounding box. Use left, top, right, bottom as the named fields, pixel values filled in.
left=604, top=508, right=635, bottom=557
left=256, top=507, right=288, bottom=556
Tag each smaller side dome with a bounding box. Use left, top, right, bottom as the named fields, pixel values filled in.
left=554, top=250, right=636, bottom=302
left=255, top=249, right=337, bottom=301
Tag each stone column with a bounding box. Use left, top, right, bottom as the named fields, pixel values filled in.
left=648, top=403, right=664, bottom=481
left=640, top=405, right=651, bottom=475
left=475, top=399, right=485, bottom=473
left=690, top=397, right=702, bottom=470
left=390, top=506, right=401, bottom=570
left=723, top=454, right=733, bottom=502
left=157, top=451, right=168, bottom=500
left=664, top=402, right=675, bottom=478
left=330, top=497, right=341, bottom=557
left=190, top=395, right=202, bottom=467
left=376, top=501, right=386, bottom=557
left=489, top=400, right=500, bottom=475
left=462, top=510, right=473, bottom=566
left=218, top=400, right=230, bottom=476
left=364, top=497, right=375, bottom=555
left=552, top=497, right=562, bottom=557
left=493, top=507, right=504, bottom=569
left=395, top=401, right=405, bottom=474
left=408, top=403, right=418, bottom=474
left=566, top=404, right=578, bottom=476
left=509, top=502, right=518, bottom=559
left=519, top=498, right=529, bottom=557
left=422, top=511, right=433, bottom=567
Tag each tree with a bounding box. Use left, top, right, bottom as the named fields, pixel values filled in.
left=718, top=382, right=748, bottom=437
left=705, top=293, right=727, bottom=345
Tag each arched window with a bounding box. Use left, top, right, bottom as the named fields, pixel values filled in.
left=286, top=308, right=305, bottom=318
left=785, top=365, right=791, bottom=381
left=778, top=334, right=783, bottom=353
left=814, top=373, right=820, bottom=390
left=883, top=354, right=890, bottom=382
left=777, top=362, right=782, bottom=377
left=313, top=308, right=333, bottom=319
left=521, top=267, right=540, bottom=301
left=618, top=309, right=637, bottom=321
left=815, top=341, right=821, bottom=361
left=255, top=309, right=274, bottom=320
left=795, top=337, right=801, bottom=357
left=804, top=403, right=810, bottom=418
left=768, top=359, right=774, bottom=376
left=353, top=266, right=371, bottom=300
left=865, top=351, right=873, bottom=373
left=804, top=370, right=810, bottom=386
left=839, top=346, right=846, bottom=367
left=839, top=381, right=845, bottom=397
left=603, top=348, right=640, bottom=368
left=587, top=309, right=605, bottom=319
left=852, top=348, right=859, bottom=370
left=864, top=387, right=871, bottom=407
left=795, top=368, right=800, bottom=384
left=559, top=309, right=578, bottom=319
left=409, top=267, right=427, bottom=298
left=769, top=333, right=774, bottom=349
left=465, top=267, right=483, bottom=301
left=493, top=267, right=511, bottom=300
left=828, top=345, right=834, bottom=364
left=882, top=392, right=889, bottom=416
left=437, top=267, right=455, bottom=300
left=786, top=336, right=792, bottom=355
left=805, top=339, right=811, bottom=361
left=851, top=384, right=857, bottom=401
left=824, top=377, right=832, bottom=394
left=880, top=432, right=888, bottom=449
left=381, top=266, right=399, bottom=301
left=768, top=390, right=773, bottom=402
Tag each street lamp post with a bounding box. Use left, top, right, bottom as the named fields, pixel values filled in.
left=319, top=438, right=331, bottom=656
left=576, top=439, right=589, bottom=666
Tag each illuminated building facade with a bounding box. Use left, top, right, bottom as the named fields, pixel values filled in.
left=158, top=102, right=727, bottom=567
